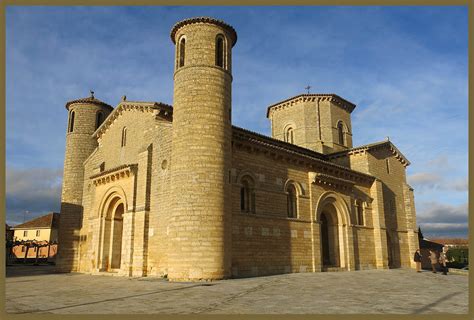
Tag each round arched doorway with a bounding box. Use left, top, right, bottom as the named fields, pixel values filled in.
left=320, top=204, right=340, bottom=267
left=99, top=195, right=125, bottom=272
left=315, top=192, right=351, bottom=271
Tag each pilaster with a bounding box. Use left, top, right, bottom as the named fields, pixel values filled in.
left=370, top=179, right=389, bottom=269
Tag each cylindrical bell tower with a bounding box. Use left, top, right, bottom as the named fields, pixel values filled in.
left=56, top=93, right=113, bottom=272
left=168, top=17, right=237, bottom=281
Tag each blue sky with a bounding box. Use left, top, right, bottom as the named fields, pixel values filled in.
left=6, top=6, right=468, bottom=238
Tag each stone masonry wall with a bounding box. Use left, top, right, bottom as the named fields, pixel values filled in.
left=346, top=147, right=416, bottom=268
left=320, top=100, right=353, bottom=153
left=231, top=142, right=380, bottom=276
left=269, top=99, right=353, bottom=155
left=146, top=120, right=173, bottom=277
left=77, top=106, right=167, bottom=275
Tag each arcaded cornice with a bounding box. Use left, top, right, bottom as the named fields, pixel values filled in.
left=65, top=96, right=113, bottom=111
left=170, top=17, right=237, bottom=46
left=266, top=93, right=356, bottom=118
left=90, top=164, right=138, bottom=186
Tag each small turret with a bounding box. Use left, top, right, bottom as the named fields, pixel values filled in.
left=168, top=17, right=237, bottom=281
left=56, top=92, right=113, bottom=272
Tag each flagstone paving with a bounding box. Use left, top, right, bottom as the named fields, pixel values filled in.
left=5, top=265, right=468, bottom=314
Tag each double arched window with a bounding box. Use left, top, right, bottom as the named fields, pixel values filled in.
left=337, top=121, right=345, bottom=146
left=96, top=111, right=104, bottom=130
left=240, top=176, right=256, bottom=213
left=285, top=127, right=295, bottom=144
left=68, top=111, right=75, bottom=133
left=286, top=184, right=298, bottom=218
left=121, top=127, right=127, bottom=147
left=215, top=35, right=226, bottom=68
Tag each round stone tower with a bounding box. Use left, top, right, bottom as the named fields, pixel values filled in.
left=56, top=93, right=113, bottom=272
left=168, top=17, right=237, bottom=281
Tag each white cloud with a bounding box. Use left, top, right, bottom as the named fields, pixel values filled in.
left=408, top=172, right=467, bottom=193
left=408, top=173, right=442, bottom=188
left=448, top=178, right=468, bottom=192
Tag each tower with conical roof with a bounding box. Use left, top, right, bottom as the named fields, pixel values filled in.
left=168, top=17, right=237, bottom=280
left=56, top=93, right=113, bottom=272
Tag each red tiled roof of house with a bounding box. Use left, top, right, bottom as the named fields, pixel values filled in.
left=429, top=238, right=468, bottom=246
left=13, top=212, right=59, bottom=229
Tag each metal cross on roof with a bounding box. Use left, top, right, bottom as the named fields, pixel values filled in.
left=305, top=85, right=311, bottom=94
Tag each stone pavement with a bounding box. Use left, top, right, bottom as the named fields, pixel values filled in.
left=5, top=265, right=468, bottom=314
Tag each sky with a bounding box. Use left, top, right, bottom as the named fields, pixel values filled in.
left=5, top=6, right=468, bottom=239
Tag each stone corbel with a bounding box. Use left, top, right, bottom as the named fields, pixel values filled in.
left=91, top=164, right=138, bottom=186
left=310, top=172, right=355, bottom=191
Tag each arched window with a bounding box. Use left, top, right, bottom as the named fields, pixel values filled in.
left=215, top=35, right=225, bottom=68
left=287, top=184, right=298, bottom=218
left=96, top=111, right=104, bottom=130
left=356, top=200, right=364, bottom=225
left=121, top=127, right=127, bottom=147
left=240, top=176, right=256, bottom=213
left=337, top=122, right=344, bottom=145
left=68, top=111, right=75, bottom=133
left=178, top=37, right=186, bottom=68
left=285, top=127, right=294, bottom=144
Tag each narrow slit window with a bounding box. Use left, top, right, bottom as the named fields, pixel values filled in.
left=338, top=122, right=344, bottom=145
left=240, top=176, right=256, bottom=213
left=68, top=111, right=75, bottom=133
left=287, top=184, right=298, bottom=218
left=285, top=127, right=294, bottom=144
left=240, top=186, right=246, bottom=211
left=216, top=36, right=225, bottom=67
left=179, top=38, right=186, bottom=68
left=386, top=159, right=390, bottom=174
left=121, top=127, right=127, bottom=147
left=356, top=200, right=364, bottom=225
left=96, top=111, right=104, bottom=130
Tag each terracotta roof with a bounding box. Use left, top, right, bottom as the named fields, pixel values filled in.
left=65, top=96, right=113, bottom=111
left=429, top=238, right=468, bottom=246
left=170, top=17, right=237, bottom=46
left=13, top=212, right=59, bottom=229
left=266, top=93, right=356, bottom=118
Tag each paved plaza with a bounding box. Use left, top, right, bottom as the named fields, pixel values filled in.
left=5, top=265, right=468, bottom=314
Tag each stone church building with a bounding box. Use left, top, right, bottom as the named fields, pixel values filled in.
left=56, top=17, right=419, bottom=281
